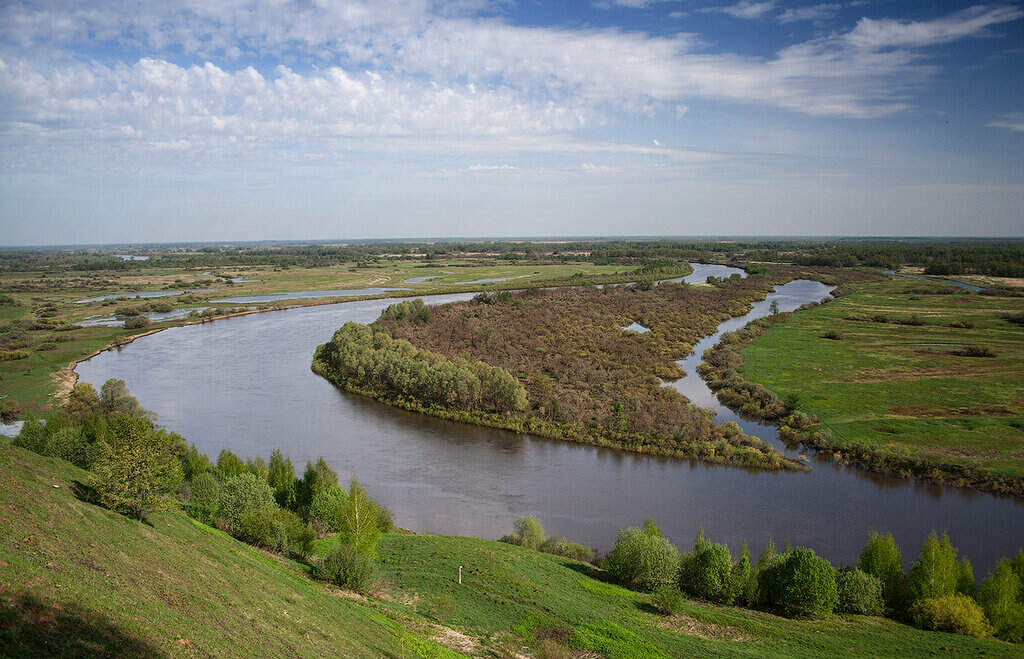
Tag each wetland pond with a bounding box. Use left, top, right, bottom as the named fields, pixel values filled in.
left=75, top=264, right=1024, bottom=572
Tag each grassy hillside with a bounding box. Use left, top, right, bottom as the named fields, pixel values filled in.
left=739, top=277, right=1024, bottom=482
left=2, top=440, right=1020, bottom=657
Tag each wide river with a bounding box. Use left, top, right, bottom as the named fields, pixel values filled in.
left=76, top=264, right=1024, bottom=572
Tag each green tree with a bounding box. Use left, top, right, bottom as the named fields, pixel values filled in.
left=680, top=540, right=734, bottom=604
left=183, top=445, right=212, bottom=481
left=90, top=415, right=184, bottom=521
left=337, top=477, right=381, bottom=558
left=604, top=521, right=680, bottom=592
left=957, top=557, right=976, bottom=597
left=267, top=449, right=296, bottom=509
left=906, top=531, right=959, bottom=603
left=219, top=472, right=276, bottom=535
left=857, top=531, right=903, bottom=608
left=758, top=548, right=838, bottom=619
left=66, top=382, right=102, bottom=420
left=188, top=472, right=221, bottom=524
left=836, top=568, right=884, bottom=616
left=216, top=449, right=247, bottom=481
left=978, top=560, right=1024, bottom=642
left=513, top=515, right=546, bottom=550
left=298, top=457, right=338, bottom=515
left=99, top=379, right=148, bottom=418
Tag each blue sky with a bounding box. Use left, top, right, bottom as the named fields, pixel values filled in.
left=0, top=1, right=1022, bottom=245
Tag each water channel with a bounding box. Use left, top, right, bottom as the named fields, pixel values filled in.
left=74, top=264, right=1024, bottom=572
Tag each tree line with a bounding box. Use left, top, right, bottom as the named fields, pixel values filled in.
left=13, top=379, right=390, bottom=592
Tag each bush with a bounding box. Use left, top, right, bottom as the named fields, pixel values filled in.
left=758, top=548, right=838, bottom=619
left=651, top=585, right=684, bottom=615
left=857, top=532, right=903, bottom=608
left=218, top=472, right=275, bottom=534
left=906, top=531, right=959, bottom=603
left=318, top=543, right=377, bottom=593
left=953, top=345, right=995, bottom=358
left=188, top=472, right=221, bottom=523
left=540, top=537, right=595, bottom=563
left=123, top=316, right=151, bottom=329
left=513, top=515, right=546, bottom=550
left=910, top=594, right=992, bottom=638
left=604, top=521, right=680, bottom=592
left=238, top=505, right=289, bottom=551
left=836, top=568, right=884, bottom=616
left=979, top=559, right=1024, bottom=642
left=680, top=541, right=734, bottom=604
left=308, top=485, right=347, bottom=535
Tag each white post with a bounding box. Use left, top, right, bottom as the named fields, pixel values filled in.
left=458, top=565, right=463, bottom=584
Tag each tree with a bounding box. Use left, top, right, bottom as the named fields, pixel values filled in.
left=769, top=300, right=780, bottom=316
left=216, top=449, right=247, bottom=481
left=90, top=415, right=184, bottom=521
left=298, top=457, right=338, bottom=515
left=337, top=477, right=381, bottom=558
left=978, top=560, right=1024, bottom=642
left=98, top=379, right=148, bottom=418
left=513, top=515, right=545, bottom=550
left=604, top=521, right=680, bottom=592
left=218, top=472, right=276, bottom=535
left=758, top=548, right=838, bottom=619
left=66, top=382, right=102, bottom=420
left=857, top=531, right=903, bottom=608
left=906, top=531, right=959, bottom=603
left=267, top=449, right=297, bottom=509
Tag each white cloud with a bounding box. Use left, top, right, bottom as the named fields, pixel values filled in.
left=778, top=3, right=841, bottom=24
left=845, top=5, right=1024, bottom=50
left=989, top=113, right=1024, bottom=133
left=700, top=1, right=777, bottom=20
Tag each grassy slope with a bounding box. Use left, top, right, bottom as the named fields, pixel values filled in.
left=317, top=534, right=1020, bottom=658
left=740, top=277, right=1024, bottom=479
left=0, top=441, right=461, bottom=658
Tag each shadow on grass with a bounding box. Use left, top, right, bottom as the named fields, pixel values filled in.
left=561, top=560, right=613, bottom=583
left=0, top=592, right=164, bottom=658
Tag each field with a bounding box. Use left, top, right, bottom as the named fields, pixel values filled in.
left=738, top=276, right=1024, bottom=483
left=2, top=439, right=1019, bottom=658
left=0, top=258, right=655, bottom=415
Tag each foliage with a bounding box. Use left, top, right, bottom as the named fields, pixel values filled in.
left=979, top=560, right=1024, bottom=642
left=603, top=521, right=680, bottom=592
left=651, top=585, right=684, bottom=615
left=215, top=449, right=247, bottom=481
left=679, top=539, right=735, bottom=604
left=267, top=448, right=296, bottom=508
left=296, top=457, right=339, bottom=515
left=513, top=515, right=545, bottom=551
left=836, top=568, right=885, bottom=616
left=757, top=548, right=839, bottom=619
left=857, top=532, right=904, bottom=609
left=318, top=543, right=377, bottom=593
left=906, top=531, right=960, bottom=603
left=89, top=414, right=184, bottom=521
left=187, top=471, right=221, bottom=524
left=337, top=477, right=381, bottom=559
left=98, top=379, right=148, bottom=418
left=218, top=472, right=275, bottom=535
left=308, top=484, right=347, bottom=535
left=183, top=444, right=212, bottom=480
left=909, top=594, right=992, bottom=638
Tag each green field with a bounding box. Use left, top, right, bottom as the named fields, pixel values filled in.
left=2, top=440, right=1018, bottom=657
left=739, top=277, right=1024, bottom=482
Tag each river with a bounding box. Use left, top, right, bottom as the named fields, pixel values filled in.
left=74, top=264, right=1024, bottom=573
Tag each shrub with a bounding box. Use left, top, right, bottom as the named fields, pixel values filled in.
left=680, top=541, right=734, bottom=604
left=652, top=585, right=684, bottom=615
left=216, top=449, right=247, bottom=481
left=953, top=345, right=995, bottom=358
left=218, top=472, right=275, bottom=534
left=836, top=568, right=884, bottom=616
left=822, top=331, right=841, bottom=340
left=979, top=559, right=1024, bottom=642
left=0, top=350, right=29, bottom=361
left=308, top=485, right=347, bottom=535
left=604, top=521, right=680, bottom=592
left=758, top=548, right=838, bottom=619
left=513, top=515, right=546, bottom=550
left=910, top=594, right=992, bottom=638
left=318, top=543, right=377, bottom=593
left=539, top=537, right=595, bottom=563
left=123, top=316, right=151, bottom=329
left=238, top=505, right=289, bottom=551
left=188, top=472, right=221, bottom=524
left=857, top=531, right=904, bottom=608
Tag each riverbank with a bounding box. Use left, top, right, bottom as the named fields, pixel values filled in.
left=700, top=277, right=1024, bottom=497
left=2, top=439, right=1019, bottom=657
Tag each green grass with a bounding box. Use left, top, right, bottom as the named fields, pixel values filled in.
left=740, top=277, right=1024, bottom=479
left=2, top=441, right=1020, bottom=657
left=0, top=441, right=462, bottom=658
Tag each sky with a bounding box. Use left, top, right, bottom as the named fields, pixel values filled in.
left=0, top=1, right=1022, bottom=245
